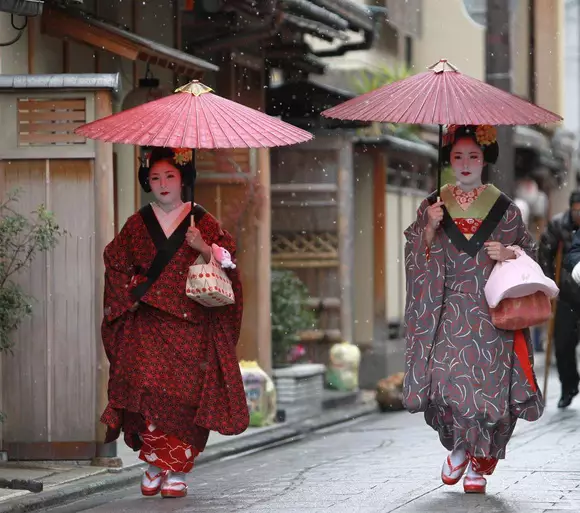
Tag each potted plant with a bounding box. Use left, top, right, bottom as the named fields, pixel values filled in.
left=270, top=269, right=316, bottom=368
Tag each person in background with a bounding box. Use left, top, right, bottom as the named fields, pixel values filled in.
left=539, top=191, right=580, bottom=408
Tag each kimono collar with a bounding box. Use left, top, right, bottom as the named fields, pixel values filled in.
left=429, top=186, right=510, bottom=258
left=441, top=184, right=501, bottom=220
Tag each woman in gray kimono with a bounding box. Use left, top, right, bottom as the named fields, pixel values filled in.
left=403, top=125, right=544, bottom=494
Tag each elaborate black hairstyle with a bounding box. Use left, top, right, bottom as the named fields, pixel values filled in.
left=441, top=125, right=499, bottom=166
left=138, top=147, right=196, bottom=193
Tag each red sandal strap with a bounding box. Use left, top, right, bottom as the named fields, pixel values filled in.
left=445, top=455, right=469, bottom=474
left=145, top=470, right=167, bottom=481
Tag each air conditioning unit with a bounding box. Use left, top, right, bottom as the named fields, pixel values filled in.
left=0, top=0, right=43, bottom=17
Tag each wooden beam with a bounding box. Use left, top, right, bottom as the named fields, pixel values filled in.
left=255, top=148, right=272, bottom=374
left=271, top=183, right=338, bottom=193
left=338, top=141, right=354, bottom=344
left=27, top=16, right=36, bottom=74
left=92, top=90, right=118, bottom=464
left=373, top=151, right=387, bottom=321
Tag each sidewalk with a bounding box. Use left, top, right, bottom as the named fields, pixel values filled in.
left=0, top=391, right=377, bottom=513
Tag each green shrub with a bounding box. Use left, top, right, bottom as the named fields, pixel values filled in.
left=271, top=269, right=316, bottom=367
left=0, top=190, right=64, bottom=353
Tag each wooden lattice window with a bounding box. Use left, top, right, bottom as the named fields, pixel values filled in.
left=272, top=232, right=339, bottom=260
left=17, top=98, right=86, bottom=146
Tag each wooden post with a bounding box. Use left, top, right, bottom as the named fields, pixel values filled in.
left=255, top=148, right=272, bottom=374
left=373, top=150, right=388, bottom=332
left=92, top=90, right=120, bottom=466
left=338, top=139, right=354, bottom=343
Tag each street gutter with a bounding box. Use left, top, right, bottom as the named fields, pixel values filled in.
left=0, top=401, right=378, bottom=513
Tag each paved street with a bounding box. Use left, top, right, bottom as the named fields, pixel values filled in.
left=45, top=391, right=580, bottom=513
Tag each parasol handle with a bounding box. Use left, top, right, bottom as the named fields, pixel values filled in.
left=185, top=149, right=196, bottom=228
left=437, top=124, right=443, bottom=201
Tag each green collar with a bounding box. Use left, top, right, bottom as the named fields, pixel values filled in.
left=441, top=184, right=501, bottom=219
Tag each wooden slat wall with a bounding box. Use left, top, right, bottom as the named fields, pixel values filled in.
left=1, top=161, right=49, bottom=442
left=0, top=159, right=96, bottom=445
left=49, top=160, right=95, bottom=441
left=17, top=98, right=87, bottom=146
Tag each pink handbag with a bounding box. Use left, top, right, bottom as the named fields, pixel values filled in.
left=484, top=247, right=559, bottom=330
left=484, top=247, right=559, bottom=309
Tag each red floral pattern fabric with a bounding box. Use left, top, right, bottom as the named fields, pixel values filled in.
left=139, top=422, right=199, bottom=473
left=100, top=208, right=249, bottom=453
left=454, top=218, right=483, bottom=234
left=449, top=184, right=488, bottom=211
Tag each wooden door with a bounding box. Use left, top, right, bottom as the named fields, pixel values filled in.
left=0, top=158, right=96, bottom=459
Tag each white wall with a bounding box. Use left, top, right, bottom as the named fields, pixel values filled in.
left=413, top=0, right=485, bottom=79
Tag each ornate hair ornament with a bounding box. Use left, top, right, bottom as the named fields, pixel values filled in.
left=475, top=125, right=497, bottom=146
left=444, top=124, right=497, bottom=147
left=172, top=148, right=193, bottom=165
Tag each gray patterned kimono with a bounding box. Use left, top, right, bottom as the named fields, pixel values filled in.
left=403, top=185, right=544, bottom=460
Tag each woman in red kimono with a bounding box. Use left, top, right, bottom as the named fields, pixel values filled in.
left=403, top=125, right=543, bottom=494
left=101, top=147, right=249, bottom=498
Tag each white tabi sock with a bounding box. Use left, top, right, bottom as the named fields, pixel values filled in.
left=166, top=471, right=187, bottom=485
left=449, top=448, right=467, bottom=468
left=147, top=464, right=163, bottom=476
left=466, top=462, right=483, bottom=479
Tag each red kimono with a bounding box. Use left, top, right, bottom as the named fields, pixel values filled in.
left=100, top=203, right=249, bottom=471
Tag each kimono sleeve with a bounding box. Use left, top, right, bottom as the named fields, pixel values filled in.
left=102, top=218, right=137, bottom=323
left=404, top=197, right=438, bottom=269
left=402, top=197, right=445, bottom=413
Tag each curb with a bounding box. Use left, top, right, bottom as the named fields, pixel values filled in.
left=0, top=401, right=378, bottom=513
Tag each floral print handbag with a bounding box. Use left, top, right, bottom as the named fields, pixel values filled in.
left=186, top=254, right=235, bottom=307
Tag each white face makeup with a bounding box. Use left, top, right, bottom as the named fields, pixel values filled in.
left=149, top=160, right=183, bottom=210
left=450, top=137, right=485, bottom=191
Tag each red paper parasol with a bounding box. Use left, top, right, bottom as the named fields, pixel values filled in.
left=322, top=60, right=562, bottom=125
left=76, top=81, right=312, bottom=148
left=76, top=80, right=312, bottom=210
left=322, top=60, right=562, bottom=195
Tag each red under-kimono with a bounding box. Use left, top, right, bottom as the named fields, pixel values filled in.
left=100, top=202, right=249, bottom=472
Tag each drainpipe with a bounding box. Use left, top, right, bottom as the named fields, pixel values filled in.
left=282, top=0, right=349, bottom=30
left=308, top=0, right=374, bottom=31
left=312, top=21, right=377, bottom=57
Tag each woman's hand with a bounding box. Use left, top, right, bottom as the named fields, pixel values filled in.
left=186, top=226, right=211, bottom=262
left=424, top=201, right=444, bottom=246
left=426, top=201, right=444, bottom=231
left=484, top=241, right=516, bottom=262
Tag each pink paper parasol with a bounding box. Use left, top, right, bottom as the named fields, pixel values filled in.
left=322, top=60, right=562, bottom=195
left=322, top=60, right=562, bottom=125
left=75, top=81, right=312, bottom=148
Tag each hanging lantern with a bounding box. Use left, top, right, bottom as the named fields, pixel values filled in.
left=122, top=66, right=170, bottom=111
